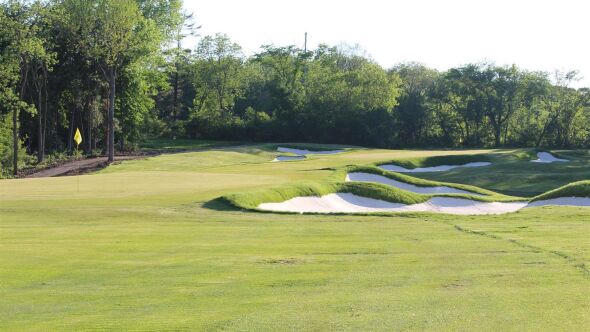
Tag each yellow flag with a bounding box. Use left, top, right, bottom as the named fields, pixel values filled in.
left=74, top=128, right=82, bottom=146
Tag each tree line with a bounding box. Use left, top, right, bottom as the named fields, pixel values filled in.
left=1, top=0, right=589, bottom=177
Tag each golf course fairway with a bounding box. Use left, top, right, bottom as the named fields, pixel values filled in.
left=1, top=142, right=589, bottom=331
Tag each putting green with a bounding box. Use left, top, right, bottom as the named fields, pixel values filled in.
left=1, top=143, right=589, bottom=330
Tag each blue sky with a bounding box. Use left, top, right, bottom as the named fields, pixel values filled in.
left=184, top=0, right=590, bottom=87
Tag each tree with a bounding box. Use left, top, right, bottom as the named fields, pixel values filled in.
left=63, top=0, right=150, bottom=162
left=485, top=65, right=523, bottom=146
left=390, top=62, right=439, bottom=145
left=0, top=0, right=52, bottom=175
left=167, top=10, right=198, bottom=131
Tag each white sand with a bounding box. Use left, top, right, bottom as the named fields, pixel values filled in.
left=258, top=192, right=590, bottom=215
left=258, top=193, right=407, bottom=213
left=346, top=172, right=484, bottom=196
left=277, top=147, right=345, bottom=155
left=527, top=197, right=590, bottom=207
left=258, top=193, right=528, bottom=215
left=272, top=155, right=306, bottom=162
left=531, top=152, right=569, bottom=163
left=379, top=162, right=491, bottom=173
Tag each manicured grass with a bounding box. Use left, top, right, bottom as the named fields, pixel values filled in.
left=224, top=165, right=524, bottom=212
left=375, top=153, right=492, bottom=168
left=404, top=150, right=590, bottom=197
left=531, top=180, right=590, bottom=202
left=340, top=165, right=519, bottom=200
left=140, top=138, right=242, bottom=151
left=224, top=181, right=429, bottom=211
left=1, top=143, right=589, bottom=330
left=274, top=142, right=359, bottom=151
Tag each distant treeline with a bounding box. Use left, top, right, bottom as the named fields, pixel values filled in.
left=1, top=0, right=589, bottom=177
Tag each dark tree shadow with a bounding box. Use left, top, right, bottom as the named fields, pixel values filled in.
left=202, top=197, right=242, bottom=212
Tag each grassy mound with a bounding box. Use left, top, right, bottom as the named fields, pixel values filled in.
left=341, top=165, right=494, bottom=193
left=222, top=181, right=428, bottom=210
left=531, top=180, right=590, bottom=202
left=335, top=165, right=525, bottom=202
left=376, top=153, right=491, bottom=169
left=222, top=170, right=525, bottom=212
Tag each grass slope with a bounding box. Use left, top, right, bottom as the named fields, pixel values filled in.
left=531, top=180, right=590, bottom=202
left=223, top=181, right=428, bottom=211
left=340, top=165, right=520, bottom=200
left=401, top=149, right=590, bottom=197
left=224, top=164, right=524, bottom=212
left=375, top=153, right=492, bottom=169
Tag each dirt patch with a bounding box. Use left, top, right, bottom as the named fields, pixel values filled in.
left=24, top=155, right=150, bottom=178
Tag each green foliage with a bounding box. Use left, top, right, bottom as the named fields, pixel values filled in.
left=0, top=115, right=28, bottom=178
left=117, top=60, right=169, bottom=149
left=1, top=0, right=590, bottom=176
left=63, top=0, right=144, bottom=68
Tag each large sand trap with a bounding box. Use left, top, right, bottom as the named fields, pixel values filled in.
left=277, top=147, right=345, bottom=155
left=531, top=152, right=569, bottom=163
left=379, top=162, right=491, bottom=173
left=257, top=193, right=590, bottom=215
left=272, top=155, right=306, bottom=162
left=346, top=172, right=484, bottom=196
left=258, top=193, right=528, bottom=215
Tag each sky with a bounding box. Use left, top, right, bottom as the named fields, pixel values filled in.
left=183, top=0, right=590, bottom=88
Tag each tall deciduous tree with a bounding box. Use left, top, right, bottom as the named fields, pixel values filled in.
left=1, top=0, right=52, bottom=175
left=63, top=0, right=147, bottom=162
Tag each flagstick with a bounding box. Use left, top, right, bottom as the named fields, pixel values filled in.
left=73, top=128, right=83, bottom=194
left=76, top=144, right=80, bottom=194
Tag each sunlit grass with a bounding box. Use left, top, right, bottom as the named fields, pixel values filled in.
left=1, top=142, right=589, bottom=330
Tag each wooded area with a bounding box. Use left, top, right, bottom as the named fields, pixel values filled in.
left=1, top=0, right=589, bottom=177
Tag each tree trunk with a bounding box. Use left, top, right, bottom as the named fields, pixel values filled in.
left=494, top=125, right=501, bottom=147
left=13, top=101, right=19, bottom=176
left=173, top=65, right=179, bottom=125
left=42, top=64, right=48, bottom=162
left=87, top=97, right=92, bottom=153
left=37, top=88, right=43, bottom=162
left=535, top=118, right=552, bottom=148
left=107, top=67, right=116, bottom=163
left=68, top=107, right=75, bottom=154
left=14, top=60, right=29, bottom=176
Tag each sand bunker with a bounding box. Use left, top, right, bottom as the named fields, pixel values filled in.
left=379, top=162, right=491, bottom=173
left=258, top=193, right=527, bottom=215
left=277, top=147, right=345, bottom=155
left=531, top=152, right=568, bottom=163
left=257, top=193, right=590, bottom=215
left=346, top=172, right=484, bottom=196
left=272, top=155, right=306, bottom=162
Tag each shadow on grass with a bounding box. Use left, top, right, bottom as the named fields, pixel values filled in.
left=202, top=197, right=242, bottom=212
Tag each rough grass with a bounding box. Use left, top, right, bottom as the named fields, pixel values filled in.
left=531, top=180, right=590, bottom=202
left=140, top=138, right=242, bottom=151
